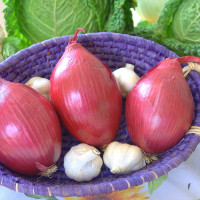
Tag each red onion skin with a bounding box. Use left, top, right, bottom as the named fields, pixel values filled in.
left=125, top=58, right=194, bottom=155
left=177, top=56, right=200, bottom=64
left=50, top=30, right=122, bottom=147
left=0, top=79, right=62, bottom=175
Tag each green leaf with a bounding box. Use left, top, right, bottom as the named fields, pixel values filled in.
left=2, top=36, right=20, bottom=59
left=25, top=193, right=58, bottom=200
left=3, top=0, right=135, bottom=51
left=131, top=20, right=156, bottom=41
left=3, top=0, right=111, bottom=45
left=163, top=37, right=200, bottom=57
left=104, top=0, right=134, bottom=33
left=172, top=0, right=200, bottom=43
left=148, top=174, right=168, bottom=195
left=154, top=0, right=183, bottom=41
left=3, top=0, right=32, bottom=49
left=135, top=0, right=167, bottom=23
left=131, top=0, right=137, bottom=8
left=132, top=0, right=200, bottom=58
left=85, top=0, right=110, bottom=31
left=25, top=194, right=43, bottom=199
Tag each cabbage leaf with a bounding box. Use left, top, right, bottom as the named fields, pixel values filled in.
left=132, top=20, right=156, bottom=42
left=3, top=0, right=134, bottom=53
left=132, top=0, right=200, bottom=57
left=135, top=0, right=167, bottom=23
left=105, top=0, right=134, bottom=33
left=3, top=0, right=32, bottom=49
left=4, top=0, right=110, bottom=44
left=2, top=37, right=20, bottom=59
left=163, top=38, right=200, bottom=57
left=172, top=0, right=200, bottom=43
left=153, top=0, right=183, bottom=41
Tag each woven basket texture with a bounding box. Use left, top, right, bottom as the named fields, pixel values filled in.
left=0, top=32, right=200, bottom=197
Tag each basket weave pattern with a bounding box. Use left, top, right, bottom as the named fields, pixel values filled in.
left=0, top=32, right=200, bottom=197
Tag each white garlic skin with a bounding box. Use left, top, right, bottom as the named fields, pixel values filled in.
left=112, top=64, right=140, bottom=97
left=103, top=141, right=145, bottom=174
left=25, top=77, right=50, bottom=100
left=64, top=143, right=103, bottom=182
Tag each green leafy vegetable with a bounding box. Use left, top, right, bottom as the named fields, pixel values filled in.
left=3, top=0, right=134, bottom=56
left=0, top=25, right=5, bottom=62
left=163, top=38, right=200, bottom=57
left=172, top=0, right=200, bottom=43
left=25, top=193, right=58, bottom=200
left=133, top=0, right=200, bottom=57
left=3, top=0, right=32, bottom=49
left=3, top=0, right=110, bottom=44
left=135, top=0, right=167, bottom=23
left=154, top=0, right=183, bottom=41
left=105, top=0, right=134, bottom=33
left=132, top=20, right=156, bottom=41
left=2, top=37, right=20, bottom=59
left=148, top=174, right=168, bottom=195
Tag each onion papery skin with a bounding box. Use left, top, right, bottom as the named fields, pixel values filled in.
left=125, top=58, right=194, bottom=155
left=0, top=79, right=62, bottom=175
left=50, top=34, right=122, bottom=147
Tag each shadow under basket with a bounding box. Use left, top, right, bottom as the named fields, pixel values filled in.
left=0, top=32, right=200, bottom=197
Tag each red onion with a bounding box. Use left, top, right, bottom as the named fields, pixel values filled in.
left=50, top=29, right=122, bottom=147
left=0, top=78, right=62, bottom=175
left=125, top=56, right=200, bottom=155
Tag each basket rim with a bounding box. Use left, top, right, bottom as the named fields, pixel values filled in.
left=0, top=32, right=200, bottom=197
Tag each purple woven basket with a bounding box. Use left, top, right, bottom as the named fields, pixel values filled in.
left=0, top=32, right=200, bottom=197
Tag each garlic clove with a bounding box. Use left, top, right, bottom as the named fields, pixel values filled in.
left=25, top=77, right=41, bottom=85
left=25, top=77, right=50, bottom=100
left=112, top=64, right=140, bottom=97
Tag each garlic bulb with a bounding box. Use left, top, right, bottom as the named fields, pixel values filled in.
left=64, top=143, right=103, bottom=182
left=25, top=77, right=50, bottom=100
left=103, top=141, right=145, bottom=174
left=112, top=64, right=140, bottom=97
